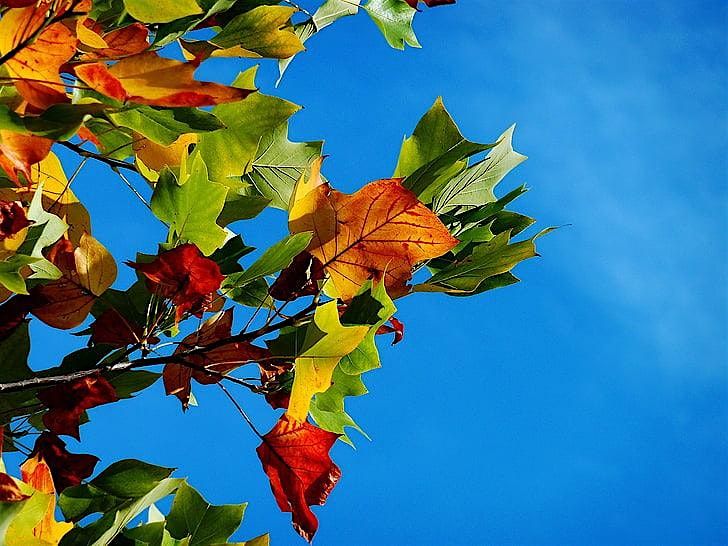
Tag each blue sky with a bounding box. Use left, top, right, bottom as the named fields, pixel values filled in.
left=13, top=1, right=728, bottom=544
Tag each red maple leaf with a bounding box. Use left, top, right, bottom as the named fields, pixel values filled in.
left=257, top=415, right=341, bottom=542
left=37, top=375, right=118, bottom=439
left=127, top=243, right=223, bottom=322
left=28, top=432, right=98, bottom=491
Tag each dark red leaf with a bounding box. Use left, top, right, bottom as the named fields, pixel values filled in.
left=260, top=360, right=293, bottom=410
left=37, top=375, right=118, bottom=439
left=126, top=243, right=223, bottom=322
left=28, top=432, right=98, bottom=491
left=376, top=316, right=405, bottom=345
left=0, top=200, right=29, bottom=240
left=163, top=308, right=270, bottom=409
left=269, top=252, right=325, bottom=301
left=0, top=295, right=33, bottom=342
left=90, top=307, right=144, bottom=347
left=0, top=1, right=40, bottom=7
left=257, top=415, right=341, bottom=542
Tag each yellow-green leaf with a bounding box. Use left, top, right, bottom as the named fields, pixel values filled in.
left=286, top=301, right=369, bottom=422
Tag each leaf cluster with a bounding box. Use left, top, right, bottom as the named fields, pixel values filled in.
left=0, top=0, right=553, bottom=543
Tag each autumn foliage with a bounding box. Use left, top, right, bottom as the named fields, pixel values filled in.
left=0, top=0, right=550, bottom=544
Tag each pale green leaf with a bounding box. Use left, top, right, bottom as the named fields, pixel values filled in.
left=242, top=122, right=323, bottom=210
left=364, top=0, right=420, bottom=50
left=433, top=124, right=527, bottom=213
left=123, top=0, right=202, bottom=23
left=109, top=107, right=225, bottom=146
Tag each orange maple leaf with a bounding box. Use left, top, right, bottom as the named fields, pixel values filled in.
left=74, top=51, right=254, bottom=107
left=0, top=132, right=53, bottom=183
left=289, top=158, right=458, bottom=300
left=0, top=2, right=84, bottom=110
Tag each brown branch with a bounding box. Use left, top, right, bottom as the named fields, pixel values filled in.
left=0, top=299, right=318, bottom=394
left=57, top=140, right=138, bottom=173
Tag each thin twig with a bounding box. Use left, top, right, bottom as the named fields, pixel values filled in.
left=57, top=140, right=138, bottom=173
left=112, top=166, right=150, bottom=209
left=218, top=382, right=262, bottom=438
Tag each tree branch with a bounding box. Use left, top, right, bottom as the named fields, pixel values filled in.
left=0, top=299, right=318, bottom=394
left=57, top=140, right=138, bottom=173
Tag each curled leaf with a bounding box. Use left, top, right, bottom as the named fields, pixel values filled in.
left=0, top=473, right=28, bottom=502
left=31, top=234, right=116, bottom=329
left=74, top=51, right=254, bottom=107
left=28, top=432, right=98, bottom=492
left=163, top=308, right=270, bottom=409
left=0, top=132, right=53, bottom=183
left=269, top=251, right=325, bottom=301
left=127, top=243, right=223, bottom=322
left=376, top=316, right=404, bottom=345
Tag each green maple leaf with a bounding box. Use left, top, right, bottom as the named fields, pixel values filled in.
left=242, top=123, right=324, bottom=210
left=433, top=124, right=528, bottom=214
left=310, top=281, right=396, bottom=444
left=197, top=67, right=299, bottom=186
left=151, top=155, right=228, bottom=255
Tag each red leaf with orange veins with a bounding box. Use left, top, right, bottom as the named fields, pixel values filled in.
left=37, top=375, right=118, bottom=439
left=0, top=472, right=29, bottom=502
left=269, top=252, right=325, bottom=302
left=163, top=308, right=270, bottom=408
left=376, top=316, right=405, bottom=345
left=29, top=432, right=98, bottom=491
left=127, top=243, right=223, bottom=322
left=0, top=200, right=29, bottom=240
left=257, top=415, right=341, bottom=542
left=74, top=51, right=253, bottom=107
left=0, top=132, right=53, bottom=183
left=0, top=3, right=81, bottom=110
left=78, top=22, right=149, bottom=60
